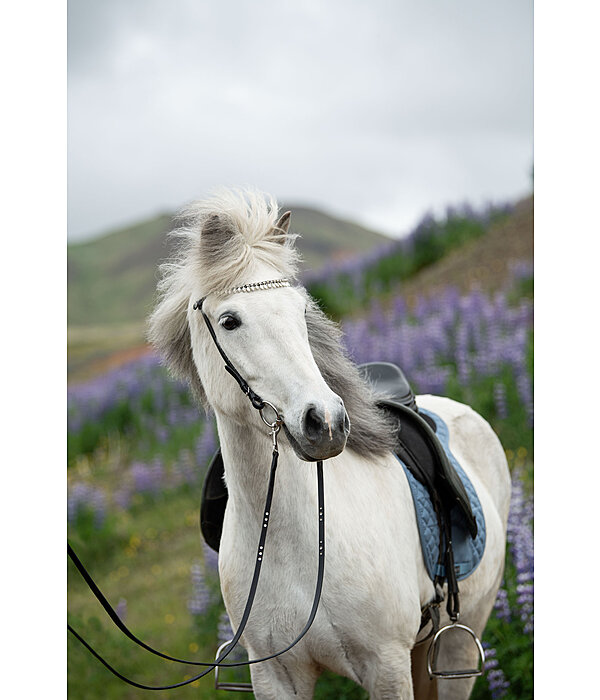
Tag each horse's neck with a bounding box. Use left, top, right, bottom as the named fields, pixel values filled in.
left=215, top=413, right=312, bottom=525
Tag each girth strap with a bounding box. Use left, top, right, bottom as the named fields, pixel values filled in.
left=417, top=584, right=444, bottom=644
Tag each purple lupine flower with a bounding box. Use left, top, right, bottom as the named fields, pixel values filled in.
left=508, top=260, right=533, bottom=284
left=341, top=267, right=532, bottom=402
left=493, top=586, right=511, bottom=623
left=196, top=421, right=217, bottom=471
left=506, top=469, right=534, bottom=634
left=90, top=489, right=107, bottom=527
left=167, top=404, right=179, bottom=426
left=113, top=487, right=132, bottom=511
left=67, top=482, right=107, bottom=528
left=188, top=561, right=212, bottom=616
left=216, top=610, right=246, bottom=661
left=150, top=457, right=165, bottom=489
left=130, top=461, right=163, bottom=494
left=173, top=448, right=197, bottom=486
left=494, top=382, right=508, bottom=419
left=217, top=610, right=234, bottom=645
left=68, top=353, right=164, bottom=429
left=203, top=541, right=219, bottom=573
left=482, top=644, right=510, bottom=699
left=516, top=369, right=534, bottom=427
left=116, top=598, right=127, bottom=623
left=516, top=581, right=534, bottom=634
left=155, top=426, right=169, bottom=444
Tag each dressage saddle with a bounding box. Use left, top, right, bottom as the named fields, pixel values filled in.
left=200, top=362, right=477, bottom=554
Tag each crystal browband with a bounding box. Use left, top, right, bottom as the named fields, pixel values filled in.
left=215, top=279, right=290, bottom=297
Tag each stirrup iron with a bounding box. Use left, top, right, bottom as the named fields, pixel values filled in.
left=214, top=640, right=254, bottom=692
left=426, top=619, right=485, bottom=680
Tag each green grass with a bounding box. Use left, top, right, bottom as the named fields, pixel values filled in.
left=68, top=488, right=221, bottom=699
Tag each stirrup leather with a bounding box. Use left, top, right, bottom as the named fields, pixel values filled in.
left=426, top=620, right=485, bottom=680
left=214, top=640, right=254, bottom=692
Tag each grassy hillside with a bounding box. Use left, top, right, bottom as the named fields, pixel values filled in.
left=305, top=197, right=530, bottom=320
left=67, top=206, right=389, bottom=328
left=396, top=196, right=533, bottom=305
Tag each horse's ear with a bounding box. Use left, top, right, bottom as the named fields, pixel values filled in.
left=275, top=211, right=291, bottom=234
left=271, top=211, right=292, bottom=242
left=200, top=213, right=241, bottom=263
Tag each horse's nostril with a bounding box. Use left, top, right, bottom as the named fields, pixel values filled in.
left=343, top=411, right=351, bottom=436
left=303, top=406, right=324, bottom=442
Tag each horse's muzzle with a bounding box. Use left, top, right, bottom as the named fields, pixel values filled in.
left=285, top=401, right=350, bottom=461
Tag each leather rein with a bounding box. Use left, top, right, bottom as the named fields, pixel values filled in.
left=67, top=282, right=326, bottom=691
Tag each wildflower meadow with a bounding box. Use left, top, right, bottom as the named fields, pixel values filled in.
left=67, top=206, right=533, bottom=699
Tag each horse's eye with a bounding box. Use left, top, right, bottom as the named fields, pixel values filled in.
left=219, top=314, right=241, bottom=331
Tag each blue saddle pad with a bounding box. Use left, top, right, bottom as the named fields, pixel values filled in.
left=397, top=408, right=486, bottom=581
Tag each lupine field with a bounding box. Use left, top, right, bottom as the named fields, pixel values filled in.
left=67, top=204, right=533, bottom=699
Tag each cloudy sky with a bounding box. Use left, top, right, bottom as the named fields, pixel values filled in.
left=68, top=0, right=533, bottom=242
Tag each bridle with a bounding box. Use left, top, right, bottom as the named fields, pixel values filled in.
left=67, top=279, right=327, bottom=691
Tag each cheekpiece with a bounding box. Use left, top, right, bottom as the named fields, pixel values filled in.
left=215, top=278, right=290, bottom=297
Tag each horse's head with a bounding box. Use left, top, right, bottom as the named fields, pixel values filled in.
left=149, top=189, right=353, bottom=461
left=194, top=280, right=350, bottom=460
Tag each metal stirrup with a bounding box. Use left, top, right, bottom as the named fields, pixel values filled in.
left=214, top=641, right=253, bottom=692
left=426, top=617, right=485, bottom=680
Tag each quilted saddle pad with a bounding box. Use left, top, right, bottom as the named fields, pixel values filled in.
left=397, top=408, right=486, bottom=581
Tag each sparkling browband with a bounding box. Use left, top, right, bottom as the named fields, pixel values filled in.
left=215, top=278, right=290, bottom=297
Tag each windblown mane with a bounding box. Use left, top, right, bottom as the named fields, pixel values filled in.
left=149, top=188, right=396, bottom=457
left=148, top=189, right=298, bottom=405
left=305, top=298, right=397, bottom=457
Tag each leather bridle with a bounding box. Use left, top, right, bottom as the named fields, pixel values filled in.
left=67, top=281, right=326, bottom=691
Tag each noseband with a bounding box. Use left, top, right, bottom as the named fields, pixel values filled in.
left=67, top=279, right=326, bottom=691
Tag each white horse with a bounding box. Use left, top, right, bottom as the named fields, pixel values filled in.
left=149, top=190, right=511, bottom=700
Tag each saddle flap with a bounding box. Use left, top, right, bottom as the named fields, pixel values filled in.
left=200, top=449, right=228, bottom=553
left=385, top=401, right=477, bottom=539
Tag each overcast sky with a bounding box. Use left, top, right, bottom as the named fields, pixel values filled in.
left=68, top=0, right=533, bottom=242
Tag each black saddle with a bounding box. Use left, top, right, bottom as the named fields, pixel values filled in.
left=200, top=362, right=477, bottom=553
left=359, top=362, right=477, bottom=540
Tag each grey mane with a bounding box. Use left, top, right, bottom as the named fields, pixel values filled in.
left=148, top=189, right=297, bottom=408
left=305, top=298, right=398, bottom=457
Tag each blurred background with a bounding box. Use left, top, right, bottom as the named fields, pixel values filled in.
left=67, top=1, right=533, bottom=698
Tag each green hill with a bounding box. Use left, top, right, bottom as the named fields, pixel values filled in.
left=67, top=206, right=389, bottom=328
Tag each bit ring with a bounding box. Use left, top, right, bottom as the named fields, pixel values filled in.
left=259, top=401, right=282, bottom=431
